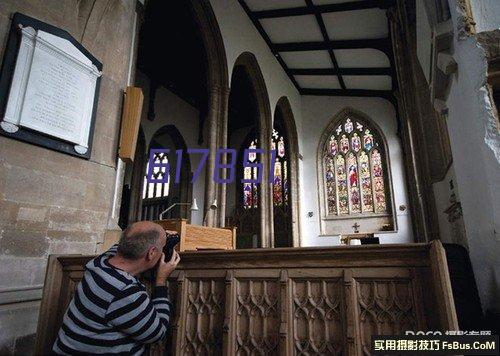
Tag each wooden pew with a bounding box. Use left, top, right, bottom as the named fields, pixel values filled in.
left=34, top=241, right=458, bottom=355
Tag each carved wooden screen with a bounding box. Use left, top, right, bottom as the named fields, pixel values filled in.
left=35, top=242, right=457, bottom=356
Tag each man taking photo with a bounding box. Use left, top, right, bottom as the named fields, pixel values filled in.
left=53, top=221, right=180, bottom=355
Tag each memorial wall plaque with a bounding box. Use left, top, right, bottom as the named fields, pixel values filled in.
left=0, top=13, right=102, bottom=159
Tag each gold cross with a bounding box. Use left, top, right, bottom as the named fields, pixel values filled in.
left=352, top=223, right=360, bottom=233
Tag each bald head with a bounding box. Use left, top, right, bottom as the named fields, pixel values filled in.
left=117, top=221, right=166, bottom=260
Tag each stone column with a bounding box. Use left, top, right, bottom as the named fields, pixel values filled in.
left=259, top=122, right=273, bottom=248
left=387, top=3, right=438, bottom=242
left=217, top=86, right=230, bottom=227
left=204, top=84, right=222, bottom=226
left=103, top=5, right=141, bottom=249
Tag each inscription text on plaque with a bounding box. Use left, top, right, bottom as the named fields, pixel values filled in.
left=1, top=26, right=101, bottom=155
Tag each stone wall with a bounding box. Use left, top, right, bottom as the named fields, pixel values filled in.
left=0, top=0, right=136, bottom=353
left=444, top=0, right=500, bottom=312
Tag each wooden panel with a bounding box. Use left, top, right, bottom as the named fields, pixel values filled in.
left=155, top=219, right=236, bottom=251
left=184, top=225, right=234, bottom=250
left=180, top=278, right=226, bottom=355
left=235, top=276, right=281, bottom=354
left=355, top=277, right=418, bottom=354
left=155, top=219, right=184, bottom=236
left=118, top=86, right=144, bottom=163
left=291, top=277, right=345, bottom=355
left=35, top=241, right=458, bottom=356
left=429, top=240, right=459, bottom=330
left=176, top=243, right=431, bottom=270
left=34, top=255, right=92, bottom=355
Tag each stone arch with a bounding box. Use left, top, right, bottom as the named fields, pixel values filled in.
left=149, top=125, right=190, bottom=158
left=274, top=96, right=301, bottom=247
left=220, top=51, right=273, bottom=246
left=188, top=0, right=230, bottom=226
left=116, top=0, right=227, bottom=227
left=232, top=52, right=272, bottom=154
left=316, top=107, right=397, bottom=236
left=189, top=0, right=228, bottom=90
left=149, top=125, right=193, bottom=220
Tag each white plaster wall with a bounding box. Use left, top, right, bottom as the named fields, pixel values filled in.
left=208, top=0, right=303, bottom=132
left=469, top=0, right=500, bottom=33
left=440, top=0, right=500, bottom=312
left=299, top=96, right=413, bottom=247
left=135, top=71, right=206, bottom=225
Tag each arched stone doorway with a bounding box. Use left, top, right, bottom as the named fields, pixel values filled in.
left=119, top=0, right=228, bottom=227
left=223, top=52, right=273, bottom=248
left=120, top=125, right=192, bottom=226
left=272, top=97, right=300, bottom=247
left=189, top=0, right=229, bottom=227
left=142, top=125, right=193, bottom=221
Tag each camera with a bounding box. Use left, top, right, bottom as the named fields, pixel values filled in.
left=142, top=232, right=180, bottom=281
left=163, top=233, right=180, bottom=261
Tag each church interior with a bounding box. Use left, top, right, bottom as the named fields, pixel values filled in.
left=0, top=0, right=499, bottom=354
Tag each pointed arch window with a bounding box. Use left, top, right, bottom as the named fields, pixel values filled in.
left=241, top=127, right=290, bottom=209
left=322, top=116, right=390, bottom=218
left=143, top=149, right=170, bottom=199
left=271, top=128, right=289, bottom=207
left=243, top=138, right=259, bottom=209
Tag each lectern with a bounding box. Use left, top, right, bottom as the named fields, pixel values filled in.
left=155, top=218, right=236, bottom=251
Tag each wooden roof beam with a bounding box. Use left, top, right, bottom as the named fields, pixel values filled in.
left=300, top=88, right=393, bottom=98
left=290, top=67, right=392, bottom=76
left=237, top=0, right=301, bottom=92
left=275, top=38, right=391, bottom=54
left=304, top=0, right=345, bottom=89
left=253, top=0, right=394, bottom=19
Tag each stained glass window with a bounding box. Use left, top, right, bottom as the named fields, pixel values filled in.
left=323, top=117, right=389, bottom=216
left=243, top=139, right=259, bottom=209
left=241, top=127, right=289, bottom=209
left=272, top=127, right=289, bottom=207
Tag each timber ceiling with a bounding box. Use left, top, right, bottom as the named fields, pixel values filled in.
left=238, top=0, right=395, bottom=99
left=138, top=0, right=207, bottom=110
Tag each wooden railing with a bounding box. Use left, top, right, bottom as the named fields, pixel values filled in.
left=35, top=241, right=458, bottom=355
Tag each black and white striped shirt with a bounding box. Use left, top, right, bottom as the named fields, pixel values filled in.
left=53, top=245, right=172, bottom=355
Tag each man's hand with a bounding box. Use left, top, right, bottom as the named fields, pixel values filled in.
left=155, top=250, right=180, bottom=286
left=165, top=229, right=178, bottom=236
